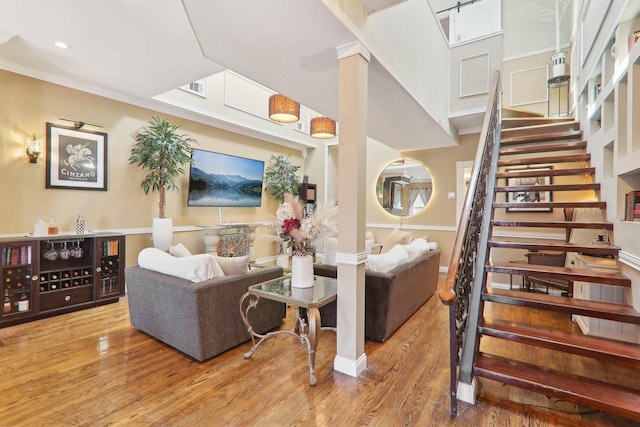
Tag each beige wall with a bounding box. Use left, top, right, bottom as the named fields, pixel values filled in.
left=503, top=50, right=572, bottom=116
left=0, top=70, right=303, bottom=266
left=365, top=134, right=480, bottom=269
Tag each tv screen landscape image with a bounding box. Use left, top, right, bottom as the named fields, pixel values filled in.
left=187, top=149, right=265, bottom=207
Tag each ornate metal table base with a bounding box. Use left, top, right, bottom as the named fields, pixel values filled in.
left=240, top=292, right=321, bottom=386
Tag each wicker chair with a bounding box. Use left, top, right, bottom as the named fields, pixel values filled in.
left=524, top=251, right=572, bottom=296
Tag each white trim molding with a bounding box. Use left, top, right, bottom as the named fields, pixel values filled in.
left=459, top=53, right=490, bottom=98
left=334, top=353, right=368, bottom=378
left=619, top=251, right=640, bottom=271
left=335, top=251, right=368, bottom=266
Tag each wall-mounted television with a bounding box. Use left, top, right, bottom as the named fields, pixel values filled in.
left=187, top=149, right=265, bottom=207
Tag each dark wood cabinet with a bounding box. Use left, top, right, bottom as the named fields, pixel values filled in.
left=1, top=233, right=124, bottom=327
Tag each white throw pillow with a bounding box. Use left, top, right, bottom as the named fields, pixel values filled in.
left=427, top=241, right=438, bottom=251
left=365, top=244, right=409, bottom=273
left=381, top=228, right=412, bottom=254
left=365, top=231, right=376, bottom=242
left=215, top=255, right=249, bottom=276
left=138, top=248, right=224, bottom=282
left=403, top=237, right=430, bottom=261
left=169, top=243, right=192, bottom=257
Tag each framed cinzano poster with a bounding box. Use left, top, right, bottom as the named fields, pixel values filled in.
left=46, top=123, right=107, bottom=191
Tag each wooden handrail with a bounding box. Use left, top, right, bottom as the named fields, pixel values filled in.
left=438, top=71, right=501, bottom=306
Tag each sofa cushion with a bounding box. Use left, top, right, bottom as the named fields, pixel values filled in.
left=138, top=248, right=224, bottom=282
left=380, top=228, right=412, bottom=254
left=215, top=255, right=249, bottom=276
left=169, top=243, right=192, bottom=257
left=365, top=244, right=409, bottom=272
left=402, top=237, right=430, bottom=261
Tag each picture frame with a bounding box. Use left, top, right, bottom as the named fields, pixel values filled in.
left=46, top=123, right=108, bottom=191
left=506, top=166, right=552, bottom=212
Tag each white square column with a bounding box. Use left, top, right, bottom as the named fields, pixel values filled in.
left=334, top=41, right=370, bottom=378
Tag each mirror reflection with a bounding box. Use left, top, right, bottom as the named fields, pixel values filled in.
left=376, top=159, right=433, bottom=217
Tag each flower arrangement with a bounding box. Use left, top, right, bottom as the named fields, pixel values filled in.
left=274, top=193, right=337, bottom=256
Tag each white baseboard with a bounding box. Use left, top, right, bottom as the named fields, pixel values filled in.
left=457, top=378, right=477, bottom=405
left=334, top=353, right=367, bottom=378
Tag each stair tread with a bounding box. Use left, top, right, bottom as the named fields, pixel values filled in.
left=484, top=288, right=640, bottom=324
left=502, top=117, right=574, bottom=129
left=487, top=262, right=630, bottom=286
left=480, top=318, right=640, bottom=367
left=499, top=140, right=586, bottom=155
left=488, top=240, right=619, bottom=255
left=497, top=167, right=595, bottom=178
left=501, top=129, right=583, bottom=145
left=495, top=183, right=600, bottom=192
left=494, top=201, right=606, bottom=209
left=474, top=353, right=640, bottom=421
left=491, top=220, right=613, bottom=230
left=498, top=153, right=591, bottom=166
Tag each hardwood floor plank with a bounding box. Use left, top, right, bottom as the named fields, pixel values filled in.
left=0, top=274, right=636, bottom=426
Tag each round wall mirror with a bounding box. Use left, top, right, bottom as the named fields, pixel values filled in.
left=376, top=159, right=433, bottom=217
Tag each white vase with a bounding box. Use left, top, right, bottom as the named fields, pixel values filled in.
left=152, top=218, right=173, bottom=251
left=291, top=255, right=314, bottom=288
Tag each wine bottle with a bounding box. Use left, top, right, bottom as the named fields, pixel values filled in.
left=18, top=291, right=28, bottom=312
left=3, top=289, right=11, bottom=314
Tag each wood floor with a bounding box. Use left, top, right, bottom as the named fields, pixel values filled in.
left=1, top=274, right=637, bottom=426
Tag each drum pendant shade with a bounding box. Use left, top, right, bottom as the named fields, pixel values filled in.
left=310, top=117, right=336, bottom=139
left=269, top=94, right=300, bottom=123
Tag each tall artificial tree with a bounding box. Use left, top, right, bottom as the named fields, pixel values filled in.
left=129, top=116, right=197, bottom=218
left=264, top=154, right=301, bottom=203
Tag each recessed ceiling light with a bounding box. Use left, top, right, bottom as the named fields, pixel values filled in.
left=54, top=41, right=69, bottom=49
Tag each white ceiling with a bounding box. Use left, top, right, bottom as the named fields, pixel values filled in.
left=0, top=0, right=565, bottom=152
left=0, top=0, right=459, bottom=152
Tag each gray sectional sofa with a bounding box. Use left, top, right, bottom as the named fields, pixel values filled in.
left=313, top=249, right=440, bottom=341
left=125, top=265, right=285, bottom=361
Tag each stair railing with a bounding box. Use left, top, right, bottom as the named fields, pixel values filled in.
left=438, top=70, right=501, bottom=416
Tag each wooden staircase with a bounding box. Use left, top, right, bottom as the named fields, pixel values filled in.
left=474, top=120, right=640, bottom=421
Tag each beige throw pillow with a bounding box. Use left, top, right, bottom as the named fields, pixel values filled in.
left=215, top=255, right=249, bottom=276
left=381, top=228, right=412, bottom=254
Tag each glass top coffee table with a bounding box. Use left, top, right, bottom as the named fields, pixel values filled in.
left=239, top=275, right=337, bottom=386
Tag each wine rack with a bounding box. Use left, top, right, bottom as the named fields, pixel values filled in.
left=0, top=233, right=124, bottom=327
left=1, top=242, right=36, bottom=319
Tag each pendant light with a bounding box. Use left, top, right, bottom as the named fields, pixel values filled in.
left=269, top=94, right=300, bottom=123
left=310, top=117, right=336, bottom=139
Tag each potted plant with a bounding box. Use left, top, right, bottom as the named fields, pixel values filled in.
left=264, top=154, right=301, bottom=203
left=129, top=116, right=197, bottom=250
left=264, top=154, right=301, bottom=260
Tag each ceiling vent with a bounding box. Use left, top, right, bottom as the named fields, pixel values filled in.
left=181, top=79, right=206, bottom=98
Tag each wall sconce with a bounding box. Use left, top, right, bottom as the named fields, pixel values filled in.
left=26, top=134, right=42, bottom=163
left=269, top=94, right=300, bottom=123
left=310, top=117, right=336, bottom=139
